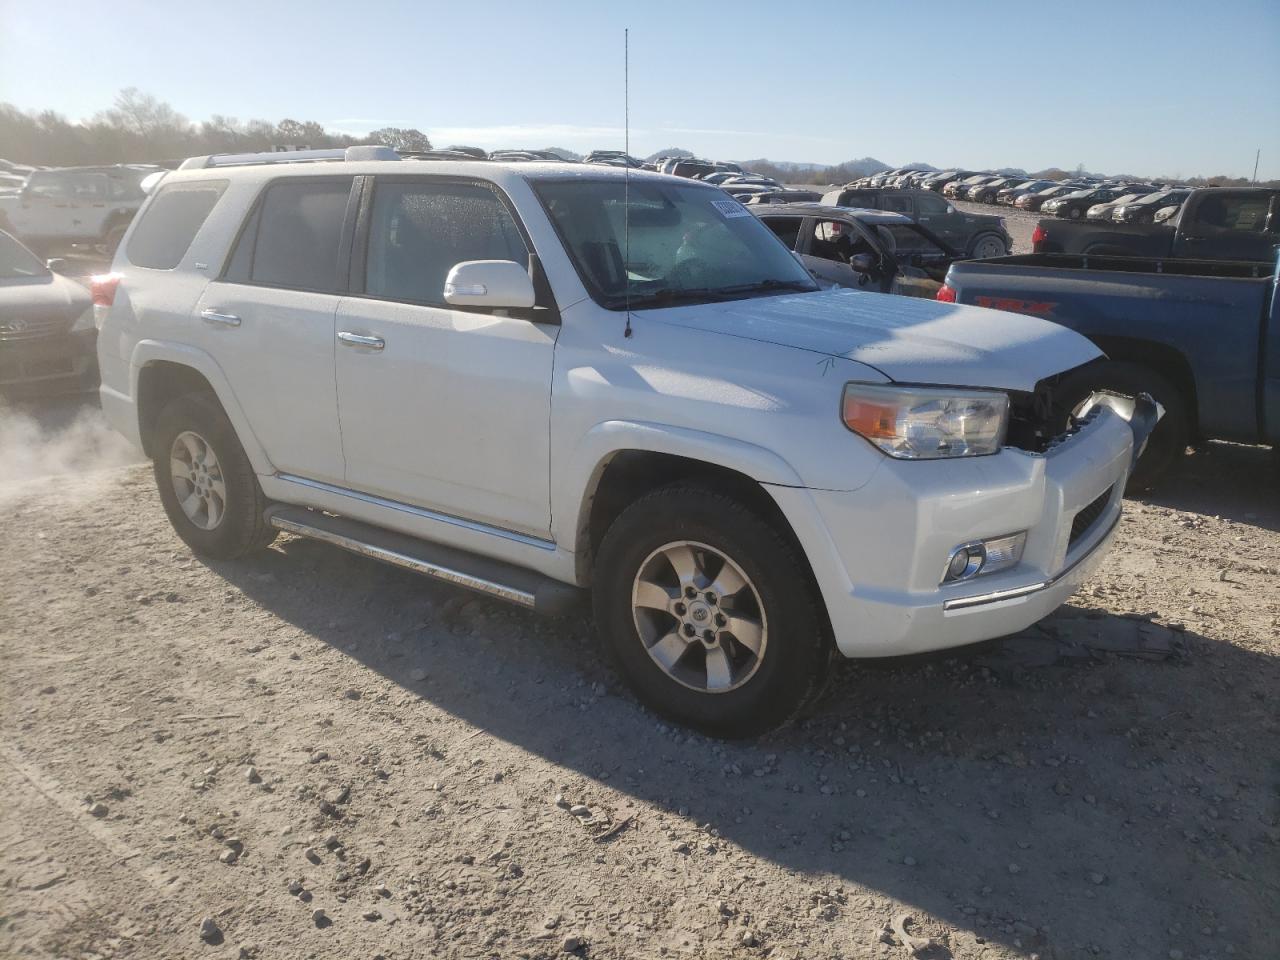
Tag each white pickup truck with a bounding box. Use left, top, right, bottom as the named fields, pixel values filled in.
left=96, top=147, right=1155, bottom=736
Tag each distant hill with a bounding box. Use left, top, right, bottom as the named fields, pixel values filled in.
left=645, top=147, right=694, bottom=162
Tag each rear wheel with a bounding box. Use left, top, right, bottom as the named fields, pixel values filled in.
left=1068, top=206, right=1083, bottom=220
left=152, top=393, right=276, bottom=559
left=593, top=485, right=829, bottom=737
left=1054, top=361, right=1189, bottom=492
left=102, top=223, right=128, bottom=258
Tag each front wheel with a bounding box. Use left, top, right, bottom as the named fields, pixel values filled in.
left=969, top=233, right=1008, bottom=259
left=1068, top=206, right=1083, bottom=220
left=152, top=392, right=276, bottom=559
left=593, top=485, right=830, bottom=737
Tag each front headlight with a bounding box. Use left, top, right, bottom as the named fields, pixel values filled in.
left=842, top=383, right=1009, bottom=459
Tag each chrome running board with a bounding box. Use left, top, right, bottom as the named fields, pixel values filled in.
left=265, top=505, right=582, bottom=615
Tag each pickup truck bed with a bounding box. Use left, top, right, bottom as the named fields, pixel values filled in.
left=941, top=253, right=1280, bottom=487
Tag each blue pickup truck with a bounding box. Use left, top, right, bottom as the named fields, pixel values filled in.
left=938, top=253, right=1279, bottom=489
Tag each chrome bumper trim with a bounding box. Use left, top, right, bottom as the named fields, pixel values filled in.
left=942, top=511, right=1120, bottom=612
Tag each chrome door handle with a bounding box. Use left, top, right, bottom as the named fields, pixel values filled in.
left=337, top=331, right=385, bottom=350
left=200, top=309, right=241, bottom=327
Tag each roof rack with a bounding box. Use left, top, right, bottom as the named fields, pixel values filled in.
left=178, top=145, right=400, bottom=170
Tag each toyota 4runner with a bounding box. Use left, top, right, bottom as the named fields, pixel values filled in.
left=96, top=146, right=1156, bottom=736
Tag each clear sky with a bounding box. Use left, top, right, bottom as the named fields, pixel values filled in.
left=2, top=0, right=1278, bottom=179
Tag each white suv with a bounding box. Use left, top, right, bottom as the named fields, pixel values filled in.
left=97, top=147, right=1154, bottom=736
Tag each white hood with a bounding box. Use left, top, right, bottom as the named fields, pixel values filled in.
left=647, top=287, right=1102, bottom=392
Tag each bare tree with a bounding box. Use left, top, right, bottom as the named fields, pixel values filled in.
left=368, top=127, right=433, bottom=152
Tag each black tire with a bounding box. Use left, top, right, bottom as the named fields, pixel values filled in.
left=1068, top=206, right=1083, bottom=220
left=592, top=484, right=829, bottom=738
left=968, top=232, right=1009, bottom=259
left=103, top=223, right=128, bottom=257
left=1054, top=361, right=1189, bottom=492
left=152, top=392, right=276, bottom=559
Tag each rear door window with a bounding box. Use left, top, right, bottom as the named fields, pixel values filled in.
left=126, top=180, right=228, bottom=270
left=236, top=178, right=355, bottom=292
left=880, top=194, right=913, bottom=214
left=362, top=179, right=528, bottom=305
left=760, top=216, right=802, bottom=249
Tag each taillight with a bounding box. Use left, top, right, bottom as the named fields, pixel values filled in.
left=1031, top=225, right=1047, bottom=247
left=91, top=272, right=122, bottom=307
left=936, top=284, right=957, bottom=303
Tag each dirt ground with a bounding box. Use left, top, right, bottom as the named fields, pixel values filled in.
left=1, top=392, right=1277, bottom=960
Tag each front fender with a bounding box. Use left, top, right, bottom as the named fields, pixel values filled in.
left=129, top=339, right=275, bottom=475
left=554, top=419, right=809, bottom=578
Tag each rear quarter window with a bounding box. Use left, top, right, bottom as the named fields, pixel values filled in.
left=127, top=180, right=228, bottom=269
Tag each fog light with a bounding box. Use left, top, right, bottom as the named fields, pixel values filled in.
left=941, top=532, right=1026, bottom=585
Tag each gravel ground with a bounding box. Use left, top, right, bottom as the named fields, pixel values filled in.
left=2, top=389, right=1278, bottom=960
left=951, top=201, right=1040, bottom=255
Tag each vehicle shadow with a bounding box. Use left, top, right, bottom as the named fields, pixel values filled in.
left=211, top=538, right=1278, bottom=960
left=1139, top=440, right=1278, bottom=531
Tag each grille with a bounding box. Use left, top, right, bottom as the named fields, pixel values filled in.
left=1069, top=486, right=1114, bottom=547
left=0, top=314, right=73, bottom=341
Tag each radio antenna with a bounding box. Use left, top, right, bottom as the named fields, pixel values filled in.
left=623, top=27, right=632, bottom=338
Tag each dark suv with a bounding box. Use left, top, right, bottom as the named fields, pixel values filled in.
left=820, top=187, right=1011, bottom=259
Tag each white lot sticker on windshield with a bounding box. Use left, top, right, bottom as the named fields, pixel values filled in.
left=710, top=198, right=751, bottom=219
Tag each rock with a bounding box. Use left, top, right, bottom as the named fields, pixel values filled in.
left=554, top=794, right=570, bottom=809
left=246, top=766, right=261, bottom=784
left=198, top=917, right=221, bottom=942
left=318, top=800, right=337, bottom=816
left=39, top=685, right=56, bottom=695
left=741, top=930, right=759, bottom=947
left=1008, top=863, right=1023, bottom=875
left=325, top=785, right=351, bottom=805
left=355, top=857, right=371, bottom=875
left=224, top=837, right=244, bottom=852
left=1089, top=872, right=1107, bottom=885
left=304, top=847, right=321, bottom=864
left=375, top=884, right=391, bottom=898
left=569, top=804, right=591, bottom=818
left=311, top=908, right=330, bottom=928
left=219, top=848, right=239, bottom=865
left=288, top=880, right=303, bottom=895
left=562, top=934, right=583, bottom=952
left=903, top=856, right=917, bottom=866
left=672, top=841, right=690, bottom=854
left=87, top=802, right=108, bottom=818
left=310, top=751, right=329, bottom=764
left=409, top=668, right=428, bottom=682
left=323, top=833, right=341, bottom=850
left=362, top=909, right=381, bottom=921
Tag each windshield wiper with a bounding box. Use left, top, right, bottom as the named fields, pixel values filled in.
left=607, top=287, right=725, bottom=309
left=713, top=278, right=818, bottom=296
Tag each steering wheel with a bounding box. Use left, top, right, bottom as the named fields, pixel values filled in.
left=667, top=258, right=707, bottom=288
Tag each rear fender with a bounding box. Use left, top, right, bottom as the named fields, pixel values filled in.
left=129, top=339, right=274, bottom=474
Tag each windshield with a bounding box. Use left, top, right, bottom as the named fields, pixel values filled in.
left=0, top=231, right=49, bottom=280
left=535, top=179, right=818, bottom=310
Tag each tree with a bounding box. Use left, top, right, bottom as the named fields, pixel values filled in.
left=97, top=87, right=189, bottom=138
left=368, top=127, right=432, bottom=152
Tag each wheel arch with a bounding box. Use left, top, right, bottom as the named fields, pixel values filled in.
left=131, top=341, right=273, bottom=473
left=563, top=423, right=808, bottom=587
left=1087, top=336, right=1199, bottom=438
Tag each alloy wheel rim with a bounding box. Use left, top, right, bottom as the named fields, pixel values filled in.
left=170, top=430, right=227, bottom=530
left=631, top=540, right=767, bottom=694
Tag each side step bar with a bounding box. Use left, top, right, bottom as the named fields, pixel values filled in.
left=264, top=505, right=583, bottom=616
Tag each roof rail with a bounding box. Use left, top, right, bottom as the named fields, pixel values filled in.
left=177, top=145, right=400, bottom=170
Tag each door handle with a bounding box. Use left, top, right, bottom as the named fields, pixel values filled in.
left=200, top=309, right=241, bottom=327
left=337, top=331, right=385, bottom=350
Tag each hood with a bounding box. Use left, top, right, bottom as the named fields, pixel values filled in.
left=646, top=288, right=1102, bottom=392
left=0, top=273, right=93, bottom=323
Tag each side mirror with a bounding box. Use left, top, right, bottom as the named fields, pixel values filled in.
left=849, top=253, right=877, bottom=273
left=46, top=258, right=68, bottom=273
left=443, top=260, right=535, bottom=310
